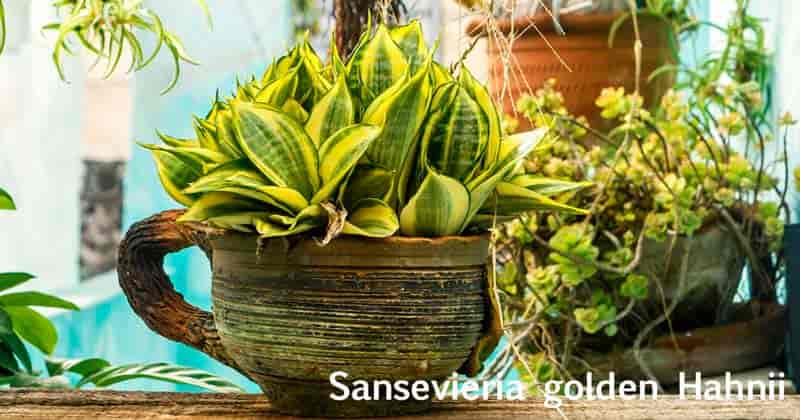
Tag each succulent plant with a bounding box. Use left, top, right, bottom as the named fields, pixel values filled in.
left=142, top=21, right=587, bottom=240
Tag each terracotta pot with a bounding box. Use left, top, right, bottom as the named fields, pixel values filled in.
left=594, top=302, right=786, bottom=386
left=117, top=210, right=492, bottom=418
left=468, top=13, right=676, bottom=131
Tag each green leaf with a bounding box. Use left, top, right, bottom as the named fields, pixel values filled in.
left=340, top=164, right=395, bottom=210
left=418, top=84, right=489, bottom=182
left=305, top=74, right=355, bottom=147
left=254, top=218, right=317, bottom=239
left=354, top=25, right=409, bottom=103
left=255, top=65, right=300, bottom=106
left=0, top=292, right=79, bottom=311
left=342, top=199, right=399, bottom=238
left=0, top=0, right=6, bottom=55
left=482, top=182, right=589, bottom=216
left=46, top=357, right=111, bottom=378
left=0, top=188, right=14, bottom=210
left=281, top=99, right=309, bottom=123
left=213, top=110, right=245, bottom=158
left=311, top=124, right=383, bottom=204
left=463, top=128, right=547, bottom=230
left=178, top=192, right=263, bottom=223
left=3, top=306, right=57, bottom=355
left=400, top=169, right=470, bottom=237
left=389, top=20, right=428, bottom=74
left=0, top=308, right=30, bottom=372
left=76, top=362, right=243, bottom=393
left=230, top=101, right=320, bottom=199
left=0, top=273, right=34, bottom=293
left=147, top=149, right=203, bottom=206
left=363, top=53, right=433, bottom=205
left=184, top=160, right=308, bottom=215
left=459, top=67, right=502, bottom=169
left=0, top=342, right=19, bottom=374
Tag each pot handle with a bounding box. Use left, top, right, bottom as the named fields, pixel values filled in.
left=117, top=210, right=243, bottom=375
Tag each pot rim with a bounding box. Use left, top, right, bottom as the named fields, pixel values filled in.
left=466, top=12, right=668, bottom=37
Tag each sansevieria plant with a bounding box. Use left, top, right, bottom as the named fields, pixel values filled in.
left=141, top=21, right=587, bottom=241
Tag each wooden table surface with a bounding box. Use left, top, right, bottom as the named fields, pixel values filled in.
left=2, top=389, right=799, bottom=419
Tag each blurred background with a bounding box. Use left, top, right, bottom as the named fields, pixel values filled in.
left=0, top=0, right=796, bottom=392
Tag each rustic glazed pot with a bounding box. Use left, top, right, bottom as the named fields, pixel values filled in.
left=468, top=13, right=675, bottom=131
left=117, top=210, right=492, bottom=417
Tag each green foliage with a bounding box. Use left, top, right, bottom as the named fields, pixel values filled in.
left=0, top=188, right=241, bottom=393
left=0, top=0, right=209, bottom=93
left=495, top=1, right=798, bottom=382
left=143, top=22, right=588, bottom=240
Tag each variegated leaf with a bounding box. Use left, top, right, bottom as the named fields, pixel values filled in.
left=399, top=169, right=470, bottom=237
left=459, top=67, right=502, bottom=170
left=305, top=74, right=355, bottom=147
left=178, top=192, right=263, bottom=223
left=390, top=20, right=428, bottom=74
left=340, top=164, right=395, bottom=210
left=230, top=101, right=320, bottom=199
left=354, top=25, right=409, bottom=104
left=342, top=198, right=399, bottom=238
left=311, top=124, right=382, bottom=204
left=362, top=53, right=433, bottom=206
left=508, top=175, right=594, bottom=196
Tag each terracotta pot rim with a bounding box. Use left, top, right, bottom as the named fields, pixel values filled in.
left=466, top=12, right=668, bottom=37
left=216, top=231, right=490, bottom=245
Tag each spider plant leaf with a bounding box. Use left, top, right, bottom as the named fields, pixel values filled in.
left=0, top=309, right=31, bottom=372
left=134, top=11, right=165, bottom=70
left=459, top=67, right=502, bottom=170
left=354, top=25, right=409, bottom=104
left=0, top=273, right=34, bottom=293
left=305, top=74, right=355, bottom=147
left=230, top=101, right=320, bottom=199
left=3, top=306, right=58, bottom=355
left=481, top=182, right=589, bottom=216
left=342, top=198, right=398, bottom=238
left=103, top=26, right=126, bottom=79
left=362, top=54, right=433, bottom=206
left=0, top=0, right=5, bottom=55
left=194, top=0, right=213, bottom=29
left=178, top=192, right=263, bottom=223
left=76, top=362, right=243, bottom=393
left=52, top=14, right=95, bottom=81
left=389, top=20, right=428, bottom=74
left=0, top=187, right=14, bottom=210
left=399, top=169, right=470, bottom=237
left=311, top=124, right=382, bottom=204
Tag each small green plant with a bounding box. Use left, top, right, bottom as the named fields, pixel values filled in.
left=0, top=0, right=209, bottom=93
left=0, top=188, right=240, bottom=392
left=142, top=21, right=588, bottom=241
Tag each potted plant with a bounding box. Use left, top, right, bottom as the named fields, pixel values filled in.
left=462, top=0, right=693, bottom=131
left=490, top=1, right=796, bottom=389
left=118, top=22, right=586, bottom=417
